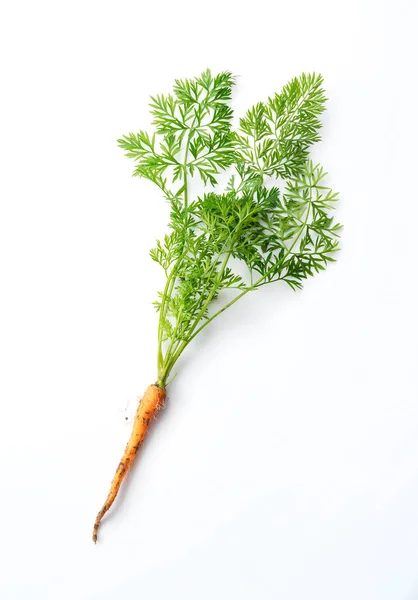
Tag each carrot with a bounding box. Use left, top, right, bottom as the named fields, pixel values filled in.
left=95, top=70, right=341, bottom=542
left=92, top=383, right=166, bottom=543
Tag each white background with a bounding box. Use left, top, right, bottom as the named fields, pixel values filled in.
left=1, top=0, right=417, bottom=598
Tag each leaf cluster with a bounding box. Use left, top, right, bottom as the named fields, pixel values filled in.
left=118, top=69, right=236, bottom=188
left=235, top=73, right=326, bottom=178
left=119, top=69, right=341, bottom=384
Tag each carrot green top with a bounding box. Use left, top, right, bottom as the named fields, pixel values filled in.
left=118, top=70, right=341, bottom=387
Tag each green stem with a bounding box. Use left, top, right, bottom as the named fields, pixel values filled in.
left=159, top=247, right=233, bottom=382
left=157, top=115, right=198, bottom=383
left=157, top=265, right=177, bottom=372
left=161, top=200, right=312, bottom=381
left=157, top=142, right=253, bottom=374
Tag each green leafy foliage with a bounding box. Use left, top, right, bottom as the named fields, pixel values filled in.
left=118, top=69, right=236, bottom=188
left=119, top=70, right=341, bottom=385
left=235, top=73, right=326, bottom=178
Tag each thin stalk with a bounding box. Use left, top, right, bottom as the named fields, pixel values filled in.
left=162, top=201, right=312, bottom=381
left=157, top=116, right=198, bottom=382
left=159, top=247, right=232, bottom=383
left=158, top=155, right=255, bottom=373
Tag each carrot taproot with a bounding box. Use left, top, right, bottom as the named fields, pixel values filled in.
left=92, top=383, right=166, bottom=543
left=93, top=70, right=341, bottom=543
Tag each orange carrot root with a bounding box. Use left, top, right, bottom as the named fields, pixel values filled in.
left=92, top=383, right=166, bottom=543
